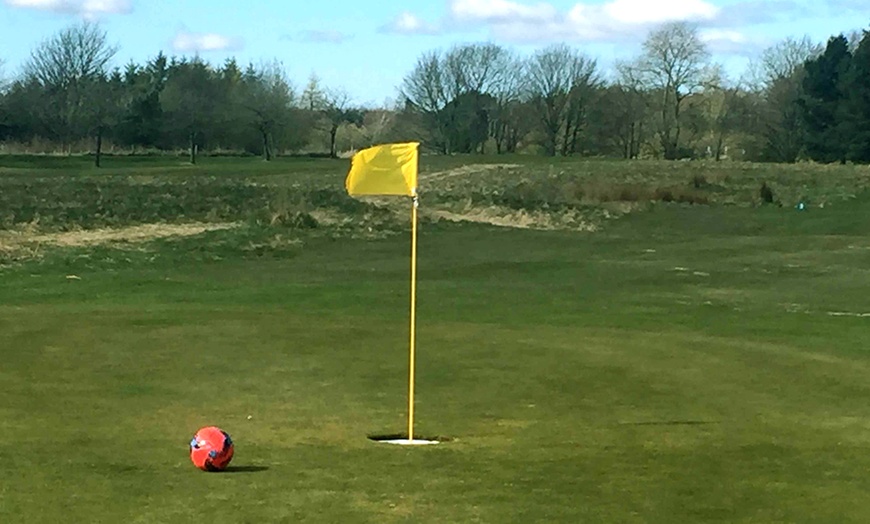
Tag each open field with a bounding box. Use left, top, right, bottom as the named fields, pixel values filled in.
left=1, top=156, right=870, bottom=522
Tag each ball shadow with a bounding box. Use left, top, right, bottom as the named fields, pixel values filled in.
left=221, top=465, right=270, bottom=473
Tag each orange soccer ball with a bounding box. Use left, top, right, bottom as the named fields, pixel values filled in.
left=190, top=426, right=234, bottom=472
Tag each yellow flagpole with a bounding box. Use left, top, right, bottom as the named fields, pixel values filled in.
left=408, top=195, right=419, bottom=441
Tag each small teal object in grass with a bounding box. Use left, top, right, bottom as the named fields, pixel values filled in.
left=797, top=202, right=806, bottom=211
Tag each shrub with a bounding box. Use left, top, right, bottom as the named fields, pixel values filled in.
left=654, top=188, right=675, bottom=202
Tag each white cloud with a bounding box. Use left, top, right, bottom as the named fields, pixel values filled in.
left=700, top=28, right=765, bottom=56
left=4, top=0, right=132, bottom=17
left=171, top=31, right=242, bottom=53
left=380, top=11, right=441, bottom=35
left=832, top=0, right=866, bottom=11
left=716, top=0, right=801, bottom=25
left=601, top=0, right=719, bottom=25
left=392, top=0, right=725, bottom=43
left=446, top=0, right=718, bottom=32
left=701, top=29, right=748, bottom=45
left=296, top=30, right=352, bottom=43
left=449, top=0, right=557, bottom=23
left=477, top=0, right=720, bottom=43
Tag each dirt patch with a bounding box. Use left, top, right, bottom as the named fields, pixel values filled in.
left=308, top=209, right=346, bottom=227
left=0, top=222, right=239, bottom=249
left=422, top=164, right=521, bottom=184
left=344, top=163, right=619, bottom=233
left=432, top=207, right=599, bottom=232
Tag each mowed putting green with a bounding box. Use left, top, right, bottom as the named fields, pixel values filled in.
left=2, top=163, right=870, bottom=522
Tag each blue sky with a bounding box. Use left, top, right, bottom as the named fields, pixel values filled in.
left=0, top=0, right=867, bottom=105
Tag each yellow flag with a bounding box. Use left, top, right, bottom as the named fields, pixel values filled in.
left=345, top=142, right=419, bottom=197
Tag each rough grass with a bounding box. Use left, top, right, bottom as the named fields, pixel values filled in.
left=2, top=155, right=870, bottom=522
left=3, top=155, right=868, bottom=236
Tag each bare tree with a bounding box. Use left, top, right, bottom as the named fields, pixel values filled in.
left=489, top=51, right=526, bottom=154
left=442, top=43, right=509, bottom=97
left=402, top=51, right=450, bottom=152
left=526, top=44, right=600, bottom=156
left=24, top=22, right=118, bottom=161
left=747, top=36, right=821, bottom=91
left=322, top=88, right=363, bottom=158
left=592, top=71, right=650, bottom=159
left=300, top=73, right=326, bottom=111
left=403, top=44, right=521, bottom=154
left=629, top=22, right=710, bottom=159
left=562, top=68, right=601, bottom=156
left=241, top=61, right=295, bottom=161
left=358, top=107, right=396, bottom=148
left=402, top=51, right=446, bottom=113
left=747, top=37, right=822, bottom=162
left=705, top=84, right=744, bottom=161
left=442, top=43, right=512, bottom=153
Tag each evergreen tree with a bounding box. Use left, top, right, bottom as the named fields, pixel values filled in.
left=800, top=35, right=851, bottom=163
left=840, top=31, right=870, bottom=163
left=160, top=58, right=222, bottom=164
left=116, top=54, right=167, bottom=150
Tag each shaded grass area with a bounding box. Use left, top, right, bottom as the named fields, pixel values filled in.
left=0, top=176, right=372, bottom=230
left=1, top=188, right=870, bottom=521
left=2, top=155, right=869, bottom=233
left=424, top=157, right=870, bottom=211
left=0, top=156, right=357, bottom=232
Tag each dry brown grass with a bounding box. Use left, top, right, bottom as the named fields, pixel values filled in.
left=431, top=207, right=600, bottom=232
left=0, top=222, right=239, bottom=263
left=28, top=222, right=239, bottom=247
left=421, top=163, right=522, bottom=182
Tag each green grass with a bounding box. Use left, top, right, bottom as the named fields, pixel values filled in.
left=2, top=155, right=870, bottom=522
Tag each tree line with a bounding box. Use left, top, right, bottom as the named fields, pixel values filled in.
left=0, top=21, right=868, bottom=166
left=0, top=23, right=364, bottom=165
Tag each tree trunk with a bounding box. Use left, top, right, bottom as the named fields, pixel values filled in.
left=95, top=128, right=103, bottom=168
left=660, top=88, right=682, bottom=160
left=672, top=92, right=683, bottom=160
left=330, top=125, right=338, bottom=158
left=545, top=121, right=558, bottom=156
left=570, top=121, right=582, bottom=156
left=639, top=121, right=646, bottom=159
left=660, top=91, right=671, bottom=159
left=189, top=132, right=196, bottom=165
left=262, top=130, right=272, bottom=161
left=561, top=119, right=572, bottom=157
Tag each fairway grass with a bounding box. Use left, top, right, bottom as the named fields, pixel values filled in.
left=2, top=158, right=870, bottom=522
